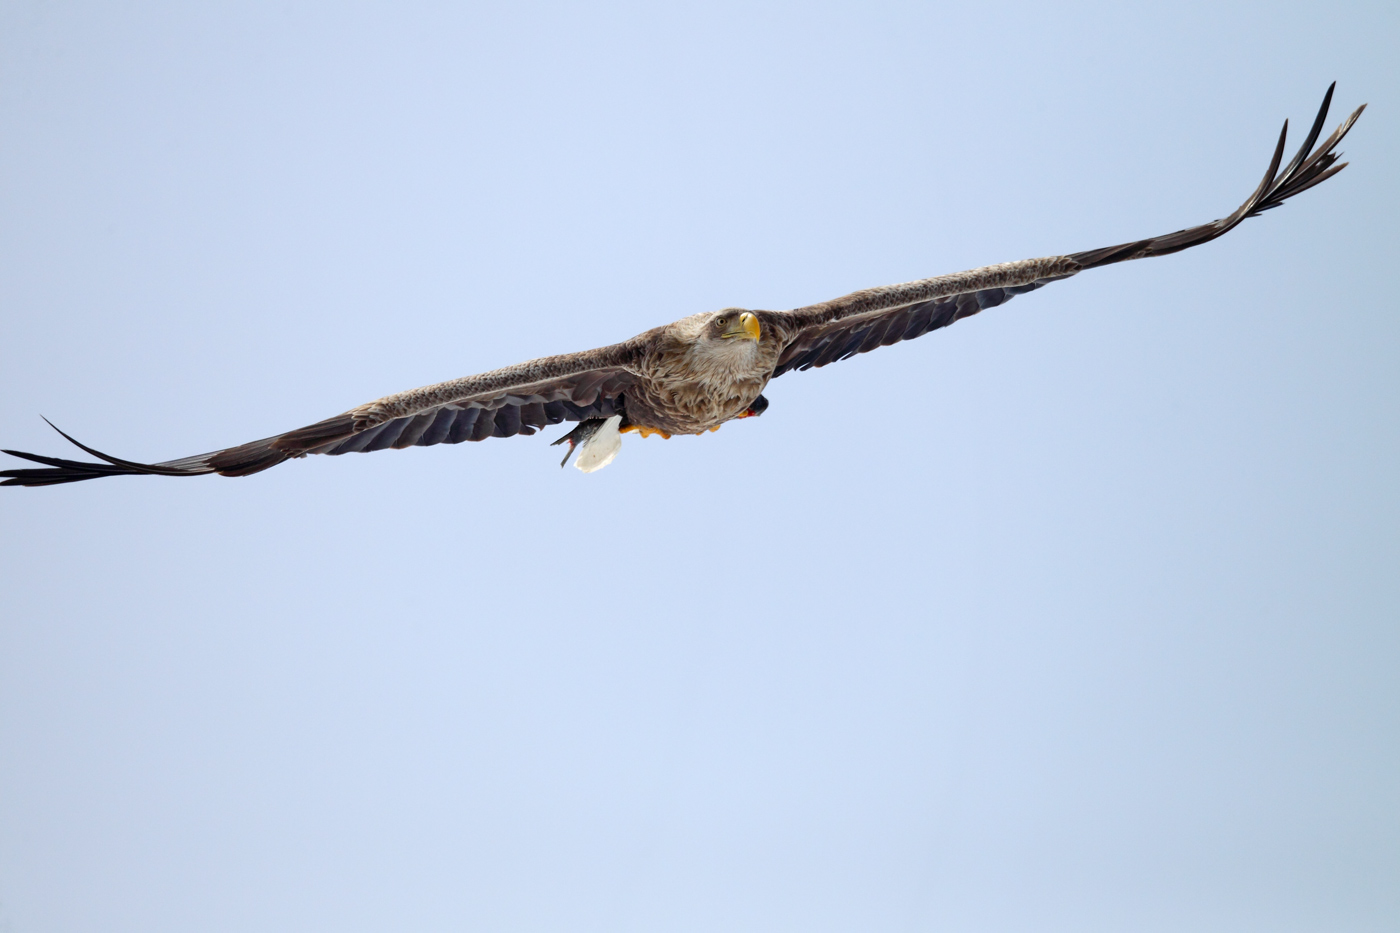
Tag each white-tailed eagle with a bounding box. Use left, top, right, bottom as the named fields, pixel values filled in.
left=2, top=86, right=1365, bottom=486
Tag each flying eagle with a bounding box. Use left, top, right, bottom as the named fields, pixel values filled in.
left=1, top=86, right=1365, bottom=487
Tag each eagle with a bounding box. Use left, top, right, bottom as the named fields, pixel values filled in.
left=1, top=86, right=1365, bottom=487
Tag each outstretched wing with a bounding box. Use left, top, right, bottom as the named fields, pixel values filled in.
left=1, top=344, right=643, bottom=487
left=768, top=84, right=1364, bottom=379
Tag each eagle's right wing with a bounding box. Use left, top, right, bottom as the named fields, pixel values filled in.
left=2, top=342, right=646, bottom=486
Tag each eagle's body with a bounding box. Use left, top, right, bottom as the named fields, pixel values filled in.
left=613, top=311, right=781, bottom=436
left=1, top=87, right=1365, bottom=487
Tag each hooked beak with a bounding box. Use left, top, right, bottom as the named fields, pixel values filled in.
left=722, top=311, right=761, bottom=341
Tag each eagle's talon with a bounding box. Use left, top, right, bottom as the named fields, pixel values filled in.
left=621, top=425, right=672, bottom=439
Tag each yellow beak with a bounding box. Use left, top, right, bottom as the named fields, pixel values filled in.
left=723, top=311, right=761, bottom=341
left=742, top=312, right=761, bottom=341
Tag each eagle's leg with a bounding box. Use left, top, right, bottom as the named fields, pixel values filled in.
left=622, top=393, right=771, bottom=438
left=708, top=394, right=770, bottom=430
left=736, top=394, right=769, bottom=419
left=551, top=415, right=624, bottom=472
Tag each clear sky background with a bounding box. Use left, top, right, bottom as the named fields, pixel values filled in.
left=1, top=3, right=1397, bottom=931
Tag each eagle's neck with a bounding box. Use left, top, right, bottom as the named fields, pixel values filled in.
left=682, top=337, right=764, bottom=384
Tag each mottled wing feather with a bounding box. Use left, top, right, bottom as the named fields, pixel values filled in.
left=1, top=349, right=641, bottom=486
left=768, top=84, right=1363, bottom=381
left=771, top=281, right=1055, bottom=377
left=309, top=369, right=634, bottom=456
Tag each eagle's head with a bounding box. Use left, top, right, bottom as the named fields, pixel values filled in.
left=673, top=308, right=765, bottom=382
left=707, top=309, right=762, bottom=344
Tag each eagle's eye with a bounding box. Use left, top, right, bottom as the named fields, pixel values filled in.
left=716, top=317, right=727, bottom=327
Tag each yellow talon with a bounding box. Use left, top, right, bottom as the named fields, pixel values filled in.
left=619, top=424, right=722, bottom=437
left=620, top=425, right=672, bottom=439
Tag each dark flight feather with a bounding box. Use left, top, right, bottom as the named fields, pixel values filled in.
left=2, top=371, right=635, bottom=486
left=769, top=85, right=1362, bottom=380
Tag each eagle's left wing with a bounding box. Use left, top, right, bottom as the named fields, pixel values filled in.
left=767, top=85, right=1363, bottom=379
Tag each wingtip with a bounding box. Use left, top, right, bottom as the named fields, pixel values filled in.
left=1067, top=83, right=1364, bottom=270
left=3, top=415, right=220, bottom=484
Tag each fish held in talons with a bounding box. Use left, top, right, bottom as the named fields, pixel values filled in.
left=549, top=394, right=768, bottom=473
left=551, top=415, right=624, bottom=472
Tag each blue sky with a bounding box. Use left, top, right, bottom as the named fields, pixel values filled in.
left=1, top=3, right=1397, bottom=931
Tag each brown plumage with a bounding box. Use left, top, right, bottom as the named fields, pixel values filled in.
left=2, top=86, right=1365, bottom=487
